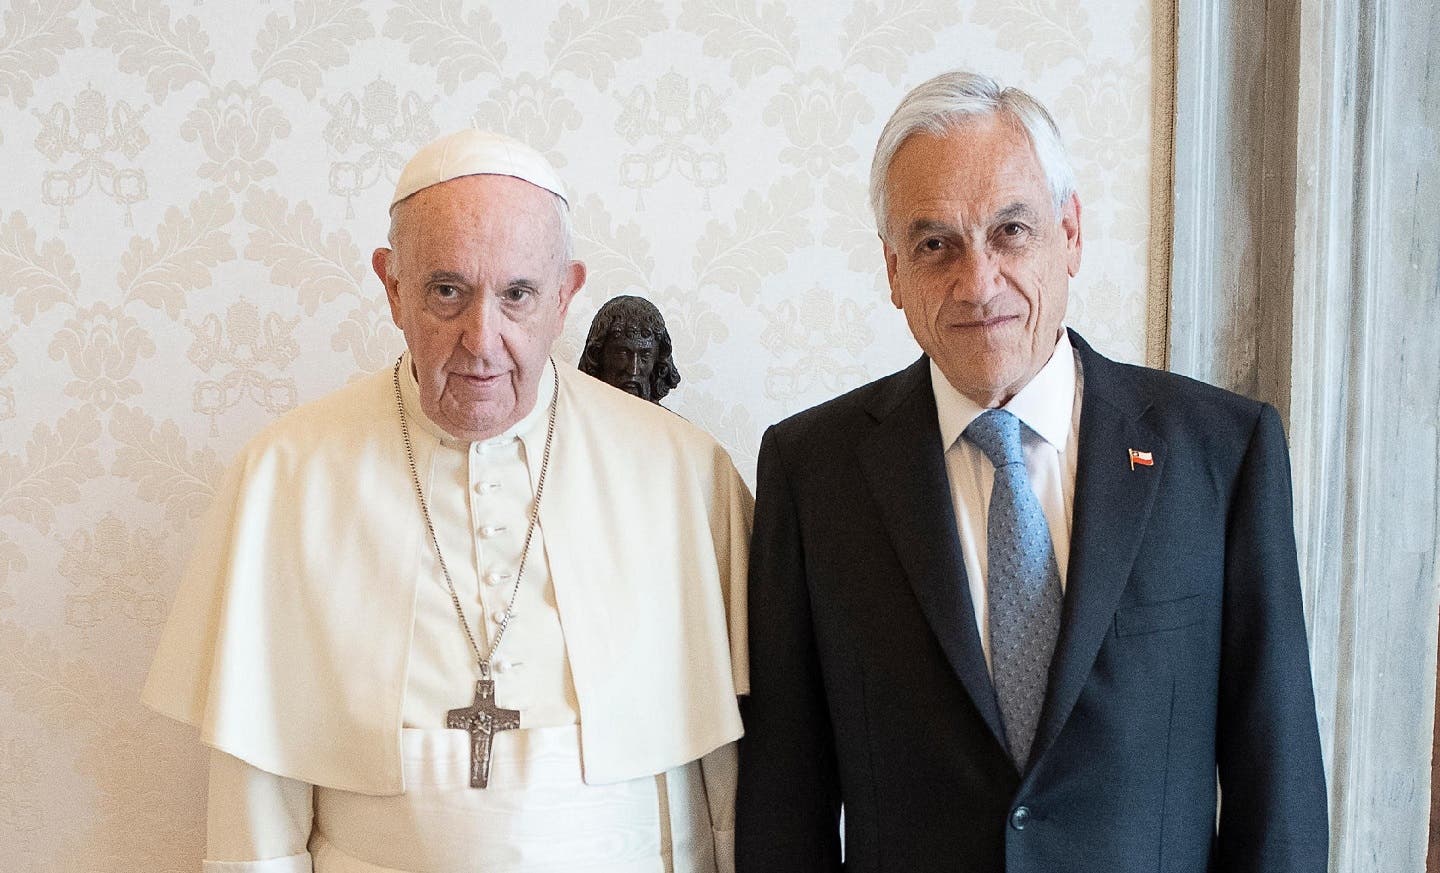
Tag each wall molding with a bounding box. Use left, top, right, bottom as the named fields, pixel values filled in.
left=1145, top=0, right=1179, bottom=371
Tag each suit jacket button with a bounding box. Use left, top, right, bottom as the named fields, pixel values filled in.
left=1009, top=806, right=1031, bottom=831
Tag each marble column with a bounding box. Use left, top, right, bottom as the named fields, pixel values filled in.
left=1169, top=0, right=1440, bottom=869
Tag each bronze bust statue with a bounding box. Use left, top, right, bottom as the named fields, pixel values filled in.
left=579, top=295, right=681, bottom=403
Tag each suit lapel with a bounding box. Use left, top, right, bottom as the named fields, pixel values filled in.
left=1029, top=332, right=1166, bottom=765
left=857, top=358, right=1008, bottom=749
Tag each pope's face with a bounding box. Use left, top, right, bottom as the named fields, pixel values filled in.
left=882, top=114, right=1082, bottom=408
left=374, top=174, right=585, bottom=441
left=600, top=334, right=658, bottom=400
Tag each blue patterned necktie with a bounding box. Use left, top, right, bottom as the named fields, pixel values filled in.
left=964, top=409, right=1063, bottom=769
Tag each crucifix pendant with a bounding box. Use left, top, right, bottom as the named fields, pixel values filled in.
left=446, top=678, right=521, bottom=788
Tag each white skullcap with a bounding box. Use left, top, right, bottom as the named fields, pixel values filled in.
left=390, top=129, right=567, bottom=210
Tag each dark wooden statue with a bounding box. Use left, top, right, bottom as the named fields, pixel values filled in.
left=579, top=295, right=681, bottom=403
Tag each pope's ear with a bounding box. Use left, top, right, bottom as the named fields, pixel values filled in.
left=556, top=260, right=586, bottom=317
left=373, top=248, right=402, bottom=322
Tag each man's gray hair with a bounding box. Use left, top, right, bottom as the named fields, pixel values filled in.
left=868, top=71, right=1077, bottom=240
left=385, top=186, right=575, bottom=280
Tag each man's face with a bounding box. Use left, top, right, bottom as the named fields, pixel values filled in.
left=600, top=333, right=659, bottom=401
left=373, top=173, right=585, bottom=441
left=882, top=114, right=1082, bottom=408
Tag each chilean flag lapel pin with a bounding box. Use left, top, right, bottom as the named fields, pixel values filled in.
left=1128, top=448, right=1154, bottom=470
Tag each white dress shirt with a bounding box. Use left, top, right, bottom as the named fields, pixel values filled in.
left=930, top=330, right=1084, bottom=673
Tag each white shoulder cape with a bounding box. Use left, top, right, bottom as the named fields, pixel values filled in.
left=142, top=361, right=751, bottom=795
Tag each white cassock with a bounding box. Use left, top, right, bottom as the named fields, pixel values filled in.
left=143, top=355, right=751, bottom=873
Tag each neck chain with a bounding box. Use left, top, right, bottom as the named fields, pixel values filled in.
left=393, top=357, right=558, bottom=679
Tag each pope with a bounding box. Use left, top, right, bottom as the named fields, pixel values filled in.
left=143, top=129, right=752, bottom=873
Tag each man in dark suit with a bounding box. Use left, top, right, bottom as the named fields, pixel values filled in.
left=735, top=71, right=1328, bottom=872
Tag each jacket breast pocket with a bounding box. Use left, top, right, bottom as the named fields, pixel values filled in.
left=1113, top=593, right=1204, bottom=637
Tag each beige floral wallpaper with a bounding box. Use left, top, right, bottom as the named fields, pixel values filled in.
left=0, top=0, right=1162, bottom=869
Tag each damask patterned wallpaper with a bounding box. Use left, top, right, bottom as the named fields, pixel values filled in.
left=0, top=1, right=1160, bottom=869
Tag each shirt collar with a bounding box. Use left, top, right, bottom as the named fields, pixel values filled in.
left=931, top=328, right=1076, bottom=453
left=397, top=351, right=556, bottom=452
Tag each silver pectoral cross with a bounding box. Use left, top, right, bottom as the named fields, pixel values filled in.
left=446, top=678, right=521, bottom=788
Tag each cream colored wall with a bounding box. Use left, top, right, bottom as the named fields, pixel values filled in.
left=0, top=1, right=1158, bottom=869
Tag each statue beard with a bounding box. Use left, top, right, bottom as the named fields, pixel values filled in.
left=619, top=379, right=652, bottom=401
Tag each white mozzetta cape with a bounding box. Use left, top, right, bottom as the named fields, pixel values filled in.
left=143, top=360, right=751, bottom=795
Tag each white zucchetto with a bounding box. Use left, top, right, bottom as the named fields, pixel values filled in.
left=390, top=129, right=567, bottom=210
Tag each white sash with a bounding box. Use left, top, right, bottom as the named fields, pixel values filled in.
left=310, top=727, right=717, bottom=873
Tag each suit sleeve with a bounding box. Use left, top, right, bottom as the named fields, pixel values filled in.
left=699, top=741, right=739, bottom=873
left=713, top=455, right=753, bottom=697
left=735, top=427, right=842, bottom=873
left=1214, top=402, right=1329, bottom=871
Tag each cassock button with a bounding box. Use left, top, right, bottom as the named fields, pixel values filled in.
left=493, top=658, right=512, bottom=674
left=1009, top=806, right=1031, bottom=831
left=490, top=609, right=508, bottom=625
left=476, top=481, right=501, bottom=494
left=484, top=571, right=510, bottom=587
left=479, top=524, right=507, bottom=538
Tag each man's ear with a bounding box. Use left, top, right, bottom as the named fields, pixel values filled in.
left=883, top=236, right=903, bottom=309
left=1061, top=193, right=1083, bottom=278
left=373, top=248, right=403, bottom=325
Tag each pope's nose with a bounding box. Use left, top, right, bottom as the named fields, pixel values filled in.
left=460, top=300, right=501, bottom=356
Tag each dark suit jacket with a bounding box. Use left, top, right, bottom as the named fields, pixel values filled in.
left=735, top=330, right=1328, bottom=873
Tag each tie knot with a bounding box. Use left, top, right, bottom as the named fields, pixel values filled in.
left=964, top=408, right=1026, bottom=469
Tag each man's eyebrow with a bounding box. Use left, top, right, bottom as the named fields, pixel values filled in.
left=993, top=202, right=1041, bottom=225
left=424, top=270, right=469, bottom=284
left=903, top=218, right=954, bottom=241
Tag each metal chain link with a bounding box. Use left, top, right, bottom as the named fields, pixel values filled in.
left=393, top=356, right=558, bottom=679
